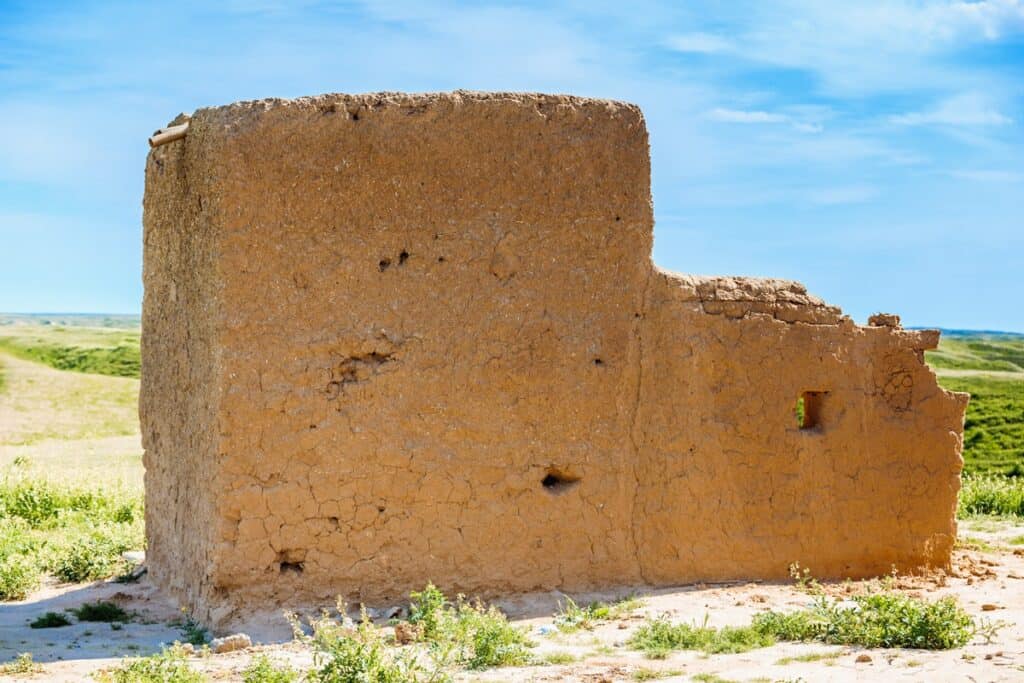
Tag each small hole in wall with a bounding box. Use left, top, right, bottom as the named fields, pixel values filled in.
left=592, top=358, right=604, bottom=366
left=398, top=250, right=409, bottom=265
left=796, top=391, right=826, bottom=430
left=437, top=256, right=446, bottom=263
left=615, top=215, right=621, bottom=222
left=379, top=258, right=392, bottom=272
left=352, top=112, right=360, bottom=121
left=541, top=467, right=581, bottom=494
left=280, top=561, right=304, bottom=574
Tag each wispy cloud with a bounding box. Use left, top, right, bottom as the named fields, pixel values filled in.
left=890, top=93, right=1013, bottom=126
left=665, top=32, right=731, bottom=54
left=950, top=169, right=1024, bottom=182
left=707, top=108, right=787, bottom=124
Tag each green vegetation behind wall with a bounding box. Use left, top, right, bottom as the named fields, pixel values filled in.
left=927, top=333, right=1024, bottom=477
left=0, top=324, right=140, bottom=379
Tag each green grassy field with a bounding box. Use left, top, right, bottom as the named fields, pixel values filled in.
left=0, top=316, right=140, bottom=379
left=926, top=332, right=1024, bottom=476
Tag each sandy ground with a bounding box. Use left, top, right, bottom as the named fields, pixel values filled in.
left=0, top=537, right=1021, bottom=682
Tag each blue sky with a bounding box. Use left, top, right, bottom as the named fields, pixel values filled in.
left=1, top=1, right=1022, bottom=330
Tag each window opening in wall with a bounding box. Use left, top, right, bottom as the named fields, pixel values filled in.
left=796, top=391, right=826, bottom=430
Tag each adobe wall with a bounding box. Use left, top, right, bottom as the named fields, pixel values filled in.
left=141, top=91, right=967, bottom=631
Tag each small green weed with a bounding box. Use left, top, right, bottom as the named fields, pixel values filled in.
left=71, top=600, right=131, bottom=623
left=30, top=611, right=72, bottom=628
left=243, top=654, right=299, bottom=683
left=1008, top=535, right=1024, bottom=545
left=629, top=615, right=774, bottom=658
left=307, top=608, right=434, bottom=683
left=177, top=611, right=209, bottom=646
left=554, top=595, right=644, bottom=632
left=94, top=646, right=203, bottom=683
left=406, top=583, right=533, bottom=669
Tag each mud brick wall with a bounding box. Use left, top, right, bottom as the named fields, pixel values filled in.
left=142, top=92, right=967, bottom=631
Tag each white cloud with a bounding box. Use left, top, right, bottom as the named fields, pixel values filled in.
left=807, top=185, right=879, bottom=205
left=706, top=0, right=1024, bottom=94
left=951, top=169, right=1024, bottom=182
left=666, top=32, right=732, bottom=54
left=890, top=93, right=1013, bottom=126
left=707, top=108, right=787, bottom=124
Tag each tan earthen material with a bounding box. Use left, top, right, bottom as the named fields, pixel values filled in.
left=141, top=91, right=968, bottom=631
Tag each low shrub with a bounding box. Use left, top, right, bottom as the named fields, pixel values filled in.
left=308, top=611, right=428, bottom=683
left=629, top=616, right=774, bottom=658
left=70, top=600, right=131, bottom=623
left=30, top=611, right=71, bottom=628
left=752, top=592, right=976, bottom=650
left=0, top=553, right=41, bottom=601
left=407, top=584, right=532, bottom=669
left=49, top=521, right=136, bottom=583
left=0, top=652, right=41, bottom=675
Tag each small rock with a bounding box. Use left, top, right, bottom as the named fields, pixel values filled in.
left=393, top=622, right=421, bottom=645
left=178, top=643, right=195, bottom=655
left=210, top=633, right=251, bottom=654
left=617, top=621, right=628, bottom=629
left=981, top=603, right=999, bottom=611
left=386, top=605, right=407, bottom=620
left=855, top=654, right=872, bottom=664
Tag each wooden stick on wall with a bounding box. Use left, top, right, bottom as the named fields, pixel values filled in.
left=149, top=123, right=189, bottom=148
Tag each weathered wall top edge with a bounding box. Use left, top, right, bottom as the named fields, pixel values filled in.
left=164, top=90, right=645, bottom=129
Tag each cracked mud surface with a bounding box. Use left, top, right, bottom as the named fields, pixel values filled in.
left=142, top=91, right=967, bottom=630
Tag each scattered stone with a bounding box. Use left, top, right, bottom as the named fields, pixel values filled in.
left=981, top=603, right=999, bottom=611
left=210, top=633, right=251, bottom=654
left=855, top=654, right=872, bottom=663
left=393, top=622, right=421, bottom=645
left=617, top=621, right=629, bottom=629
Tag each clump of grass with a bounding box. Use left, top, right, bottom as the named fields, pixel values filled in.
left=775, top=650, right=841, bottom=665
left=243, top=654, right=299, bottom=683
left=407, top=583, right=533, bottom=670
left=959, top=474, right=1024, bottom=518
left=70, top=600, right=131, bottom=623
left=633, top=668, right=683, bottom=681
left=535, top=651, right=577, bottom=665
left=554, top=595, right=644, bottom=632
left=94, top=646, right=203, bottom=683
left=0, top=652, right=41, bottom=675
left=30, top=611, right=72, bottom=628
left=752, top=592, right=977, bottom=650
left=628, top=615, right=774, bottom=658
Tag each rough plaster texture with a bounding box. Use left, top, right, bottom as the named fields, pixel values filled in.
left=141, top=91, right=967, bottom=630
